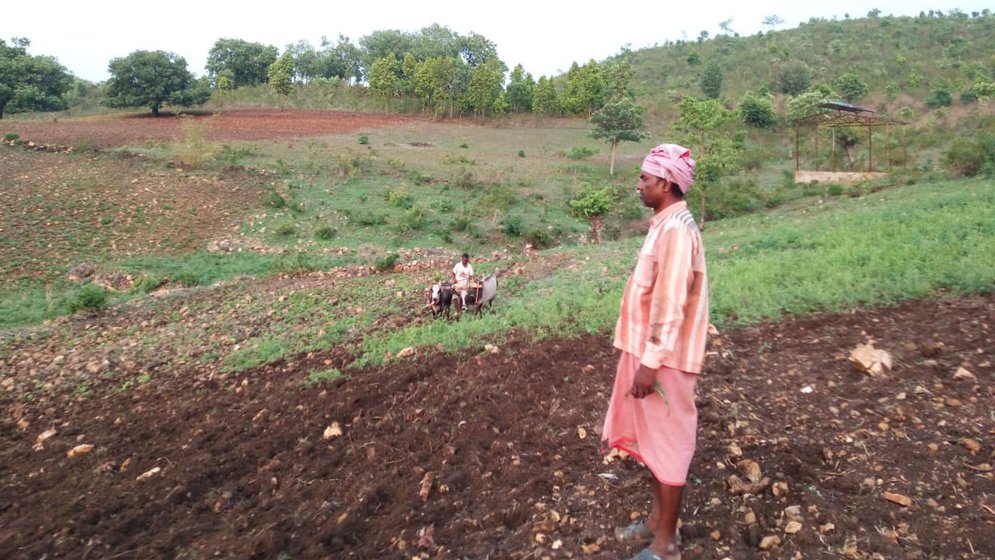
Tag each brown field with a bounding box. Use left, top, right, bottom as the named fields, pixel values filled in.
left=1, top=111, right=992, bottom=559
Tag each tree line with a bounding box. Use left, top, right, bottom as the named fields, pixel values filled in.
left=0, top=24, right=643, bottom=120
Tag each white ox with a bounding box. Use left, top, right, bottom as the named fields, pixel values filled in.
left=459, top=274, right=498, bottom=319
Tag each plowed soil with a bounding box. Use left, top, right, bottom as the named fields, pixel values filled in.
left=2, top=108, right=414, bottom=148
left=1, top=292, right=992, bottom=559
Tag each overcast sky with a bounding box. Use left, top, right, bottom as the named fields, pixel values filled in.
left=4, top=1, right=990, bottom=82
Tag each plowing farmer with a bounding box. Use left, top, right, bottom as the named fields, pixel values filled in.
left=601, top=143, right=709, bottom=560
left=451, top=252, right=474, bottom=309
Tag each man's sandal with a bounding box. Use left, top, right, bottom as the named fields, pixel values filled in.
left=628, top=545, right=681, bottom=560
left=614, top=522, right=654, bottom=544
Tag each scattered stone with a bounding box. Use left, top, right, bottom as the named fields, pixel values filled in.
left=36, top=428, right=57, bottom=445
left=323, top=422, right=343, bottom=440
left=484, top=344, right=500, bottom=354
left=772, top=481, right=789, bottom=497
left=744, top=510, right=757, bottom=524
left=710, top=530, right=721, bottom=541
left=883, top=492, right=913, bottom=507
left=396, top=347, right=416, bottom=358
left=136, top=466, right=162, bottom=481
left=849, top=342, right=892, bottom=376
left=728, top=443, right=743, bottom=457
left=953, top=367, right=977, bottom=381
left=577, top=426, right=588, bottom=440
left=784, top=521, right=803, bottom=534
left=960, top=438, right=982, bottom=454
left=819, top=523, right=835, bottom=534
left=737, top=459, right=762, bottom=483
left=759, top=535, right=781, bottom=550
left=67, top=444, right=94, bottom=458
left=784, top=505, right=803, bottom=521
left=727, top=474, right=771, bottom=495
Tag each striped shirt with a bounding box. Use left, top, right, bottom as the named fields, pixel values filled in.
left=613, top=201, right=709, bottom=373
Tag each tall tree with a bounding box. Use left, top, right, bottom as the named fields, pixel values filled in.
left=105, top=50, right=208, bottom=117
left=505, top=64, right=534, bottom=113
left=590, top=98, right=648, bottom=175
left=776, top=61, right=812, bottom=95
left=564, top=60, right=607, bottom=116
left=739, top=91, right=777, bottom=128
left=206, top=39, right=278, bottom=89
left=0, top=38, right=73, bottom=119
left=833, top=72, right=869, bottom=103
left=700, top=62, right=723, bottom=99
left=268, top=52, right=294, bottom=98
left=672, top=96, right=737, bottom=226
left=367, top=56, right=401, bottom=111
left=466, top=59, right=505, bottom=119
left=532, top=76, right=560, bottom=116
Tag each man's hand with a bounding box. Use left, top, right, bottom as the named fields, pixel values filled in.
left=630, top=364, right=658, bottom=399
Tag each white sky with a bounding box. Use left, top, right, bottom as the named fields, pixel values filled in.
left=4, top=1, right=991, bottom=82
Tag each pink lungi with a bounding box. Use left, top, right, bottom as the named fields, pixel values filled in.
left=601, top=352, right=698, bottom=486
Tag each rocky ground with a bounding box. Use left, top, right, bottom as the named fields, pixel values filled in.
left=1, top=290, right=991, bottom=559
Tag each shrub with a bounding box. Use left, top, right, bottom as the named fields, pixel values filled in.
left=67, top=284, right=109, bottom=314
left=524, top=228, right=553, bottom=248
left=266, top=191, right=287, bottom=209
left=398, top=204, right=428, bottom=231
left=131, top=275, right=164, bottom=294
left=275, top=221, right=297, bottom=236
left=387, top=187, right=415, bottom=209
left=174, top=271, right=206, bottom=287
left=358, top=135, right=369, bottom=145
left=501, top=215, right=524, bottom=237
left=517, top=149, right=526, bottom=158
left=925, top=85, right=953, bottom=108
left=305, top=368, right=342, bottom=386
left=314, top=225, right=337, bottom=240
left=374, top=253, right=400, bottom=271
left=450, top=216, right=471, bottom=232
left=566, top=146, right=598, bottom=160
left=944, top=133, right=995, bottom=177
left=3, top=133, right=20, bottom=142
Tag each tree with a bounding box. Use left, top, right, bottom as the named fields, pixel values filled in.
left=672, top=97, right=737, bottom=226
left=833, top=72, right=869, bottom=103
left=564, top=60, right=607, bottom=116
left=739, top=91, right=777, bottom=128
left=105, top=50, right=207, bottom=116
left=0, top=38, right=73, bottom=119
left=532, top=76, right=560, bottom=116
left=268, top=52, right=294, bottom=98
left=700, top=62, right=723, bottom=99
left=718, top=19, right=735, bottom=34
left=505, top=64, right=534, bottom=113
left=367, top=56, right=401, bottom=111
left=776, top=61, right=812, bottom=95
left=590, top=98, right=648, bottom=175
left=762, top=14, right=785, bottom=31
left=466, top=59, right=505, bottom=119
left=569, top=185, right=617, bottom=243
left=604, top=60, right=635, bottom=101
left=206, top=39, right=278, bottom=89
left=785, top=90, right=833, bottom=124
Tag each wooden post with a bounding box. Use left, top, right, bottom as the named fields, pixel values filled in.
left=795, top=125, right=800, bottom=172
left=832, top=127, right=837, bottom=172
left=867, top=121, right=873, bottom=172
left=815, top=127, right=820, bottom=171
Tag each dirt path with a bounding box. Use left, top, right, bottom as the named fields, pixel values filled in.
left=1, top=293, right=991, bottom=559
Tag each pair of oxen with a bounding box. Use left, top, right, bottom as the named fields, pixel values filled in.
left=426, top=274, right=497, bottom=319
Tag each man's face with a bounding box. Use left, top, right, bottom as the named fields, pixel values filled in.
left=637, top=172, right=667, bottom=208
left=461, top=256, right=469, bottom=265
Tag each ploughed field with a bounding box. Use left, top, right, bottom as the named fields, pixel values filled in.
left=1, top=110, right=992, bottom=559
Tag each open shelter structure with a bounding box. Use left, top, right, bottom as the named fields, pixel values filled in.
left=793, top=101, right=909, bottom=184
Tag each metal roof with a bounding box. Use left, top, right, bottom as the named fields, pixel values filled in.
left=819, top=101, right=875, bottom=114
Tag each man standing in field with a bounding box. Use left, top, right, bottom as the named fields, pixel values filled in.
left=602, top=144, right=709, bottom=560
left=452, top=252, right=474, bottom=310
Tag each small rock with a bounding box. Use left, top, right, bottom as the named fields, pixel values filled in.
left=784, top=521, right=802, bottom=534
left=36, top=428, right=57, bottom=444
left=960, top=438, right=982, bottom=453
left=953, top=367, right=977, bottom=381
left=67, top=444, right=94, bottom=458
left=484, top=343, right=500, bottom=354
left=759, top=535, right=781, bottom=550
left=323, top=422, right=343, bottom=440
left=744, top=510, right=757, bottom=524
left=710, top=530, right=721, bottom=541
left=883, top=492, right=913, bottom=507
left=784, top=505, right=803, bottom=521
left=397, top=347, right=416, bottom=358
left=136, top=466, right=162, bottom=481
left=728, top=443, right=743, bottom=457
left=819, top=523, right=835, bottom=534
left=737, top=459, right=762, bottom=483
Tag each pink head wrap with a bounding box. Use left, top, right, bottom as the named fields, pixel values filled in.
left=641, top=144, right=696, bottom=194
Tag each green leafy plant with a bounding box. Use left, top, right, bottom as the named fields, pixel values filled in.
left=67, top=284, right=109, bottom=314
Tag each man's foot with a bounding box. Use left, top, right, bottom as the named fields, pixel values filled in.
left=614, top=522, right=654, bottom=544
left=628, top=545, right=681, bottom=560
